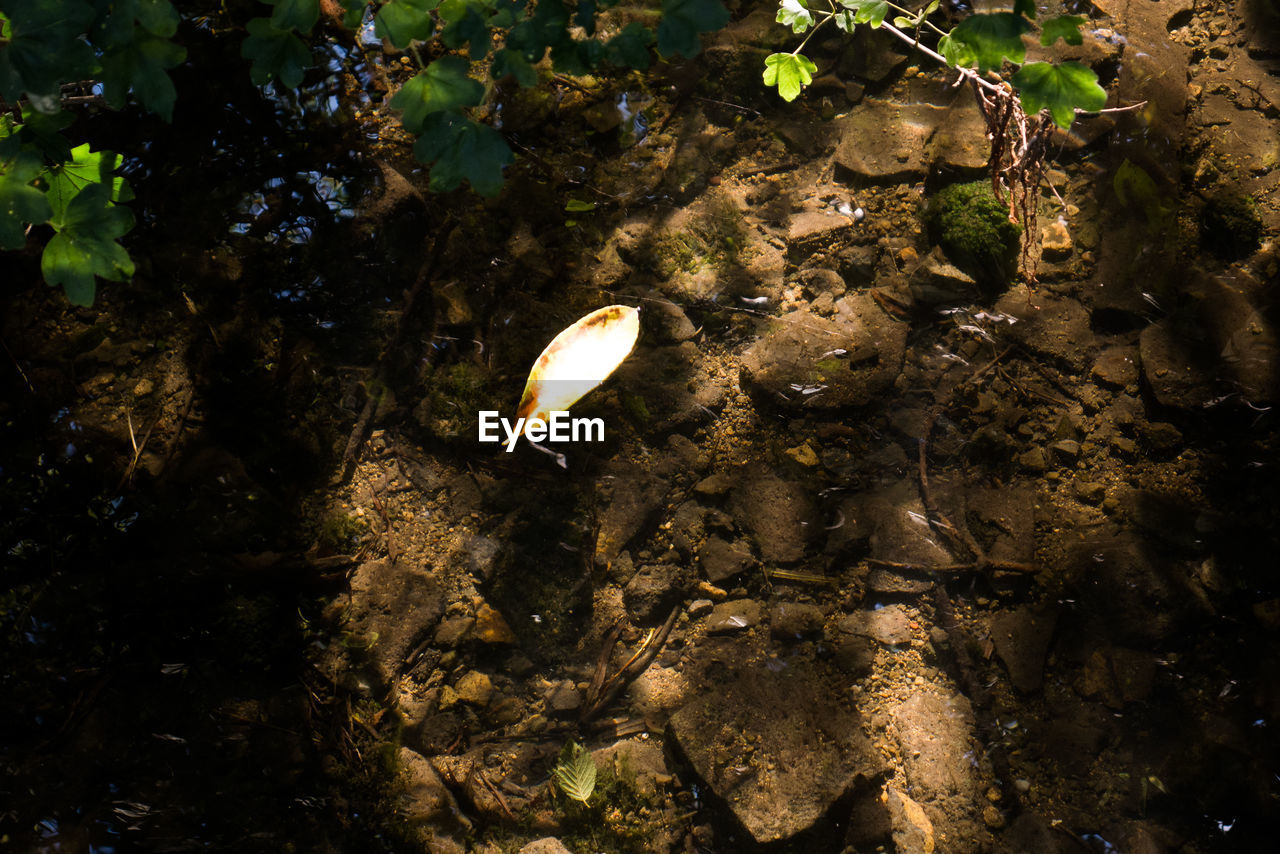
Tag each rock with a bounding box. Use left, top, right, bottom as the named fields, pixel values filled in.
left=837, top=605, right=913, bottom=646
left=519, top=839, right=572, bottom=854
left=729, top=470, right=814, bottom=563
left=454, top=671, right=494, bottom=707
left=320, top=559, right=445, bottom=691
left=784, top=442, right=820, bottom=466
left=1091, top=345, right=1140, bottom=389
left=593, top=470, right=666, bottom=566
left=990, top=607, right=1058, bottom=693
left=1065, top=529, right=1205, bottom=644
left=1137, top=421, right=1183, bottom=454
left=1139, top=320, right=1216, bottom=410
left=623, top=564, right=682, bottom=625
left=689, top=598, right=714, bottom=618
left=698, top=536, right=754, bottom=583
left=996, top=291, right=1097, bottom=373
left=908, top=247, right=982, bottom=306
left=769, top=601, right=825, bottom=640
left=613, top=342, right=727, bottom=431
left=1040, top=217, right=1073, bottom=259
left=705, top=598, right=761, bottom=633
left=544, top=681, right=582, bottom=714
left=473, top=602, right=518, bottom=645
left=132, top=377, right=155, bottom=396
left=891, top=690, right=979, bottom=804
left=590, top=740, right=670, bottom=796
left=832, top=94, right=989, bottom=182
left=885, top=787, right=936, bottom=854
left=738, top=294, right=908, bottom=410
left=693, top=471, right=734, bottom=498
left=667, top=661, right=882, bottom=845
left=1049, top=439, right=1081, bottom=464
left=397, top=747, right=466, bottom=832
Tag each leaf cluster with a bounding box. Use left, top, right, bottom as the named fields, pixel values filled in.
left=765, top=1, right=1107, bottom=130
left=1, top=0, right=185, bottom=305
left=242, top=0, right=730, bottom=198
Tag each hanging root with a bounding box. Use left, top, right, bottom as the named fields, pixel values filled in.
left=972, top=80, right=1057, bottom=287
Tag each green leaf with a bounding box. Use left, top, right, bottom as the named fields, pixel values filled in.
left=0, top=0, right=97, bottom=104
left=833, top=10, right=856, bottom=33
left=43, top=143, right=134, bottom=227
left=338, top=0, right=367, bottom=28
left=1011, top=60, right=1106, bottom=129
left=937, top=32, right=974, bottom=68
left=373, top=0, right=439, bottom=49
left=441, top=7, right=491, bottom=60
left=776, top=0, right=814, bottom=35
left=1014, top=0, right=1036, bottom=19
left=505, top=1, right=570, bottom=63
left=242, top=16, right=314, bottom=88
left=390, top=56, right=484, bottom=134
left=948, top=12, right=1032, bottom=72
left=492, top=48, right=539, bottom=86
left=0, top=147, right=52, bottom=250
left=40, top=183, right=136, bottom=306
left=763, top=52, right=817, bottom=102
left=605, top=22, right=654, bottom=70
left=657, top=0, right=729, bottom=59
left=412, top=112, right=512, bottom=196
left=269, top=0, right=321, bottom=32
left=100, top=32, right=187, bottom=121
left=848, top=0, right=888, bottom=28
left=1039, top=14, right=1085, bottom=47
left=552, top=742, right=597, bottom=804
left=565, top=198, right=596, bottom=212
left=9, top=106, right=74, bottom=162
left=551, top=37, right=605, bottom=75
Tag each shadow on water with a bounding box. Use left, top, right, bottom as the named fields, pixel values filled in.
left=0, top=16, right=438, bottom=853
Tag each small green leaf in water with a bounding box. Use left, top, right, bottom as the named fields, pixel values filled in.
left=1012, top=60, right=1106, bottom=129
left=552, top=741, right=597, bottom=804
left=763, top=52, right=818, bottom=102
left=565, top=198, right=596, bottom=212
left=1039, top=14, right=1085, bottom=47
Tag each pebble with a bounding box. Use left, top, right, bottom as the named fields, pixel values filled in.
left=454, top=671, right=493, bottom=707
left=133, top=378, right=155, bottom=396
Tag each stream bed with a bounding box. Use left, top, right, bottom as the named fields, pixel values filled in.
left=3, top=1, right=1280, bottom=852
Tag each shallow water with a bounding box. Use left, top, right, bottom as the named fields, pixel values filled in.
left=3, top=2, right=1280, bottom=853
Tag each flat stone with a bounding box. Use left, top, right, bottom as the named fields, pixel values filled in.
left=1040, top=218, right=1073, bottom=259
left=729, top=469, right=815, bottom=563
left=519, top=839, right=572, bottom=854
left=698, top=536, right=754, bottom=583
left=1091, top=345, right=1139, bottom=389
left=990, top=607, right=1058, bottom=693
left=769, top=601, right=825, bottom=640
left=706, top=598, right=761, bottom=634
left=397, top=747, right=464, bottom=830
left=590, top=740, right=670, bottom=796
left=667, top=661, right=882, bottom=844
left=908, top=247, right=981, bottom=307
left=739, top=294, right=908, bottom=410
left=320, top=559, right=445, bottom=691
left=593, top=469, right=666, bottom=566
left=623, top=564, right=683, bottom=625
left=1139, top=321, right=1216, bottom=410
left=837, top=604, right=913, bottom=646
left=454, top=671, right=494, bottom=707
left=996, top=291, right=1097, bottom=373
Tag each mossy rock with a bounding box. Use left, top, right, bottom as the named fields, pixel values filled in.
left=1200, top=192, right=1263, bottom=260
left=924, top=180, right=1022, bottom=291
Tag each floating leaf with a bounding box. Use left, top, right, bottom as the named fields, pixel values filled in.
left=552, top=742, right=597, bottom=804
left=1011, top=60, right=1106, bottom=129
left=516, top=305, right=640, bottom=425
left=763, top=52, right=818, bottom=102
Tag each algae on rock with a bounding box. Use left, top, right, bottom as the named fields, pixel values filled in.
left=924, top=180, right=1023, bottom=292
